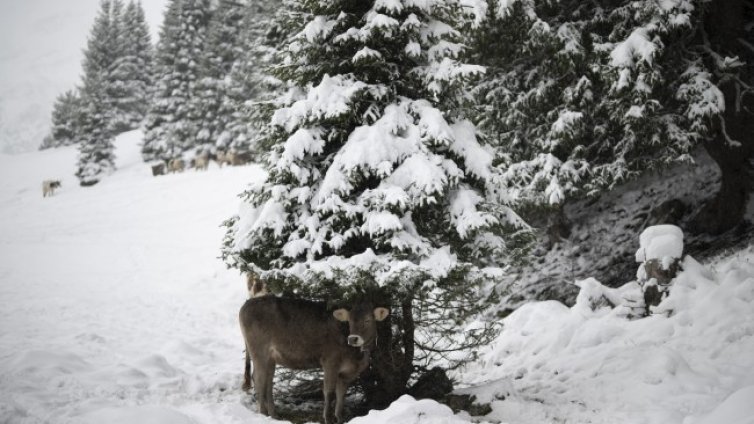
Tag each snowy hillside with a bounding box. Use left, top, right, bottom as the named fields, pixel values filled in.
left=0, top=0, right=167, bottom=154
left=1, top=132, right=753, bottom=424
left=0, top=131, right=271, bottom=423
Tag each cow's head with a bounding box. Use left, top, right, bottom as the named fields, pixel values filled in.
left=333, top=303, right=389, bottom=349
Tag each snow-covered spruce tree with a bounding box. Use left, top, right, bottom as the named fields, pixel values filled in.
left=468, top=0, right=753, bottom=236
left=142, top=0, right=211, bottom=162
left=76, top=75, right=116, bottom=186
left=44, top=0, right=117, bottom=151
left=41, top=90, right=83, bottom=150
left=80, top=0, right=118, bottom=131
left=103, top=0, right=130, bottom=132
left=222, top=0, right=528, bottom=407
left=140, top=0, right=180, bottom=162
left=81, top=0, right=116, bottom=89
left=108, top=0, right=154, bottom=132
left=189, top=0, right=246, bottom=154
left=222, top=0, right=284, bottom=155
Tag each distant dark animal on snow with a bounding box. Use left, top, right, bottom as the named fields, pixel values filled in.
left=151, top=163, right=166, bottom=176
left=229, top=152, right=252, bottom=166
left=42, top=180, right=61, bottom=197
left=214, top=150, right=231, bottom=167
left=239, top=297, right=389, bottom=423
left=167, top=158, right=185, bottom=173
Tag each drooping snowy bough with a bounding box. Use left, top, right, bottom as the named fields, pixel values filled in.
left=221, top=0, right=530, bottom=408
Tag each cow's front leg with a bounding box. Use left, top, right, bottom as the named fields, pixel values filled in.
left=323, top=368, right=336, bottom=424
left=334, top=377, right=349, bottom=424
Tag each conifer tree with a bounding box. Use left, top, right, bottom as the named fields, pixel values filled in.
left=76, top=75, right=116, bottom=186
left=468, top=0, right=753, bottom=235
left=190, top=0, right=246, bottom=153
left=142, top=0, right=212, bottom=162
left=109, top=0, right=154, bottom=131
left=222, top=0, right=527, bottom=406
left=41, top=90, right=83, bottom=149
left=222, top=0, right=284, bottom=155
left=81, top=0, right=115, bottom=89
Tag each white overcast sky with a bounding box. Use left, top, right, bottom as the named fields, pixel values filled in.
left=0, top=0, right=168, bottom=154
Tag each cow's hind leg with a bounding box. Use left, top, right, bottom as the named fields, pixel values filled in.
left=242, top=347, right=252, bottom=392
left=252, top=354, right=270, bottom=416
left=263, top=359, right=276, bottom=419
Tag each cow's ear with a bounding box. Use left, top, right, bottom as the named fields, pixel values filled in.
left=333, top=309, right=350, bottom=322
left=373, top=307, right=389, bottom=321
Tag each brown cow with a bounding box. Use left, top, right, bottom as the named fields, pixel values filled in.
left=239, top=297, right=389, bottom=423
left=229, top=151, right=252, bottom=166
left=194, top=153, right=210, bottom=171
left=151, top=163, right=166, bottom=176
left=167, top=158, right=185, bottom=173
left=214, top=150, right=231, bottom=167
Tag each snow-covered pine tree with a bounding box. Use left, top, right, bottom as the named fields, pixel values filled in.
left=468, top=0, right=753, bottom=236
left=41, top=90, right=83, bottom=150
left=81, top=0, right=115, bottom=89
left=108, top=0, right=154, bottom=132
left=222, top=0, right=527, bottom=406
left=103, top=0, right=131, bottom=132
left=142, top=0, right=211, bottom=162
left=44, top=0, right=119, bottom=151
left=189, top=0, right=246, bottom=155
left=141, top=0, right=180, bottom=162
left=467, top=1, right=687, bottom=216
left=76, top=75, right=116, bottom=186
left=80, top=0, right=118, bottom=131
left=222, top=0, right=284, bottom=155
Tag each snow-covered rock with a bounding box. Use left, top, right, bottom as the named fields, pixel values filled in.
left=636, top=224, right=684, bottom=263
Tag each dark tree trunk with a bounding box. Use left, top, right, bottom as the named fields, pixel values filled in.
left=546, top=204, right=572, bottom=248
left=692, top=0, right=754, bottom=234
left=359, top=300, right=414, bottom=410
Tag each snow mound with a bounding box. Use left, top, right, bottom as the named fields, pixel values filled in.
left=78, top=406, right=196, bottom=424
left=0, top=132, right=267, bottom=424
left=689, top=385, right=754, bottom=424
left=457, top=247, right=754, bottom=424
left=348, top=395, right=468, bottom=424
left=636, top=224, right=684, bottom=263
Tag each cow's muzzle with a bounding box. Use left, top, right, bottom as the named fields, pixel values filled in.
left=347, top=335, right=364, bottom=347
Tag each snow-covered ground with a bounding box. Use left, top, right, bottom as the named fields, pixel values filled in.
left=0, top=131, right=272, bottom=423
left=1, top=132, right=753, bottom=424
left=457, top=248, right=754, bottom=424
